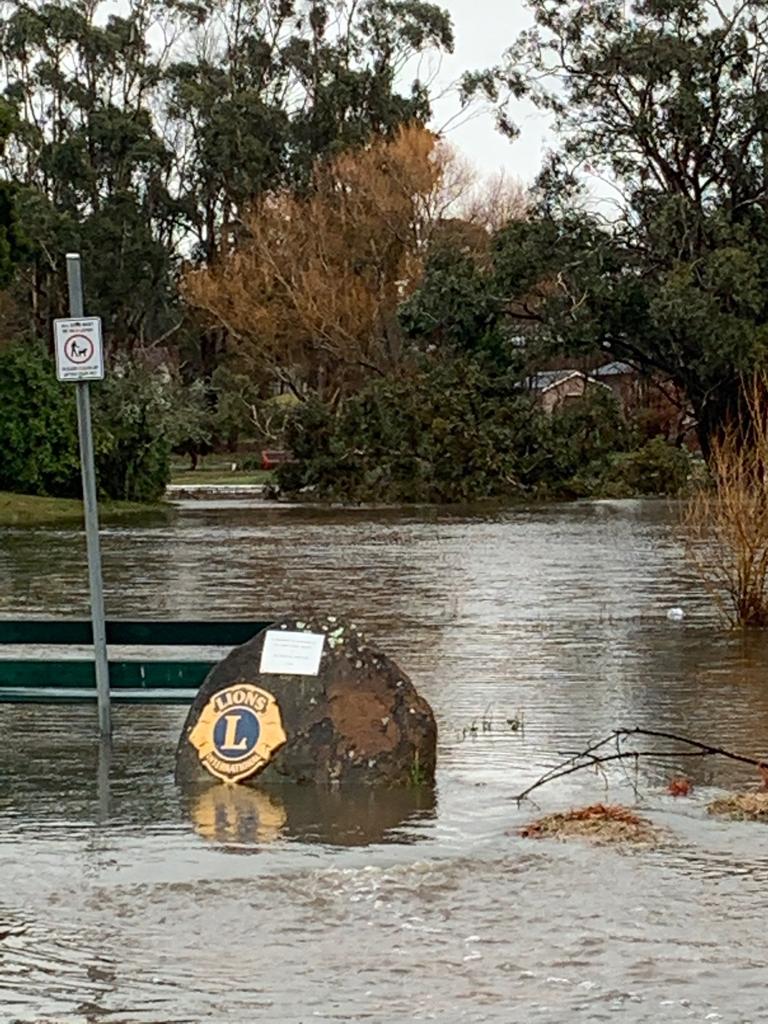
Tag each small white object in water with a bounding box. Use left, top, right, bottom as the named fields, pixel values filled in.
left=666, top=607, right=685, bottom=622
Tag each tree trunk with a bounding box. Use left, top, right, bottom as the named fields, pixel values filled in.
left=693, top=380, right=745, bottom=462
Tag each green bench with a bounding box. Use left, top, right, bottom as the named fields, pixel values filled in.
left=0, top=619, right=272, bottom=704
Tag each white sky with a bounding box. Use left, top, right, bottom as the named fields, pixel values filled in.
left=428, top=0, right=554, bottom=186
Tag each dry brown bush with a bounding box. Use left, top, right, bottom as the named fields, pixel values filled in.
left=183, top=124, right=468, bottom=403
left=683, top=376, right=768, bottom=627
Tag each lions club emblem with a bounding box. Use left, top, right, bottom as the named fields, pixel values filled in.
left=188, top=683, right=287, bottom=783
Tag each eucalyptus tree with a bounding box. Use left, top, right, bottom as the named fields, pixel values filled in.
left=0, top=0, right=453, bottom=355
left=0, top=0, right=185, bottom=345
left=165, top=0, right=455, bottom=266
left=467, top=0, right=768, bottom=450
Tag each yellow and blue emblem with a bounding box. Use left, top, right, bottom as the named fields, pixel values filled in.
left=188, top=682, right=287, bottom=783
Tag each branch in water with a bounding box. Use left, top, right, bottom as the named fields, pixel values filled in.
left=514, top=728, right=767, bottom=803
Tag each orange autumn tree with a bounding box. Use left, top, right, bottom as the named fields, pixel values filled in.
left=183, top=124, right=465, bottom=402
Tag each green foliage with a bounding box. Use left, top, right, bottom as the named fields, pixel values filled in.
left=208, top=365, right=261, bottom=447
left=0, top=179, right=29, bottom=288
left=277, top=359, right=662, bottom=503
left=0, top=1, right=182, bottom=342
left=464, top=0, right=768, bottom=451
left=92, top=364, right=209, bottom=503
left=0, top=341, right=202, bottom=503
left=278, top=359, right=535, bottom=502
left=541, top=388, right=636, bottom=495
left=0, top=341, right=80, bottom=497
left=608, top=439, right=692, bottom=498
left=398, top=242, right=507, bottom=359
left=0, top=0, right=453, bottom=349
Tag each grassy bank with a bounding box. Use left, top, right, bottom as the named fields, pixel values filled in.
left=170, top=451, right=275, bottom=487
left=0, top=491, right=171, bottom=527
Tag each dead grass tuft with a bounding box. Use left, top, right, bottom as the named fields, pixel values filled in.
left=707, top=791, right=768, bottom=822
left=520, top=803, right=660, bottom=846
left=683, top=374, right=768, bottom=627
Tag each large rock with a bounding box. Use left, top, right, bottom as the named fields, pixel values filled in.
left=175, top=614, right=436, bottom=788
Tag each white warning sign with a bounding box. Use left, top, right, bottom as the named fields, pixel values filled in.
left=53, top=317, right=104, bottom=381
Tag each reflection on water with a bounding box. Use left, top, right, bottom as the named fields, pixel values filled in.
left=185, top=782, right=436, bottom=849
left=2, top=499, right=768, bottom=1022
left=190, top=784, right=288, bottom=846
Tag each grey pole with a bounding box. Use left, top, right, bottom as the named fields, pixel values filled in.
left=66, top=253, right=111, bottom=737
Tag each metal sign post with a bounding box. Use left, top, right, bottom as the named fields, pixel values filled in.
left=57, top=253, right=111, bottom=736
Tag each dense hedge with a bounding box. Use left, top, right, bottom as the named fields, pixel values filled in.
left=277, top=358, right=690, bottom=503
left=0, top=342, right=173, bottom=502
left=0, top=341, right=81, bottom=497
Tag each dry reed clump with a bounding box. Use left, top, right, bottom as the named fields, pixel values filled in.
left=683, top=376, right=768, bottom=627
left=520, top=803, right=660, bottom=846
left=707, top=791, right=768, bottom=821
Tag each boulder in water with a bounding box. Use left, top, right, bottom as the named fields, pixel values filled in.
left=175, top=613, right=436, bottom=788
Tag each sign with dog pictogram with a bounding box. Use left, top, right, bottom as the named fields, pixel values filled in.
left=54, top=317, right=104, bottom=381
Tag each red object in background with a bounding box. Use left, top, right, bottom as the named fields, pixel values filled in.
left=667, top=776, right=692, bottom=797
left=261, top=449, right=294, bottom=470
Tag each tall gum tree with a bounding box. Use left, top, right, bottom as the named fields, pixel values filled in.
left=0, top=0, right=453, bottom=356
left=0, top=0, right=184, bottom=346
left=466, top=0, right=768, bottom=453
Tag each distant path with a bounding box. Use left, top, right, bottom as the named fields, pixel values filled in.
left=166, top=483, right=266, bottom=499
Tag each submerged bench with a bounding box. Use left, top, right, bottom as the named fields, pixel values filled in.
left=0, top=619, right=272, bottom=704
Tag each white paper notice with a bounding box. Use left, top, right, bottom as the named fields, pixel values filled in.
left=259, top=630, right=325, bottom=676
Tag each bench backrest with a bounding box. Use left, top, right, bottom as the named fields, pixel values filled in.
left=0, top=619, right=274, bottom=702
left=0, top=619, right=273, bottom=646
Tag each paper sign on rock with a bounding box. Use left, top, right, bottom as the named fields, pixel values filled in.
left=259, top=630, right=325, bottom=676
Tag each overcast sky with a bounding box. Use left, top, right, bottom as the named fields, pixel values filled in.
left=428, top=0, right=555, bottom=186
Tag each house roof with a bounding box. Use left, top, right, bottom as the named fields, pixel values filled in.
left=594, top=361, right=635, bottom=377
left=527, top=369, right=585, bottom=391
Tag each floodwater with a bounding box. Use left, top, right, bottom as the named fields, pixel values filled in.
left=1, top=498, right=768, bottom=1024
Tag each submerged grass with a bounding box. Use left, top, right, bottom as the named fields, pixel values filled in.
left=708, top=791, right=768, bottom=822
left=0, top=491, right=171, bottom=527
left=520, top=803, right=660, bottom=846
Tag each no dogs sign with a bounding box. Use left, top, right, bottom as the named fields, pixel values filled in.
left=54, top=317, right=104, bottom=381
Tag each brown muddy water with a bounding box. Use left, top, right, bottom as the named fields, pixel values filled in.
left=1, top=498, right=768, bottom=1024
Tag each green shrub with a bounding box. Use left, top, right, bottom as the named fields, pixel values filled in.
left=278, top=359, right=554, bottom=502
left=92, top=363, right=194, bottom=502
left=548, top=389, right=636, bottom=480
left=0, top=341, right=197, bottom=503
left=277, top=361, right=689, bottom=504
left=608, top=437, right=691, bottom=496
left=0, top=340, right=80, bottom=496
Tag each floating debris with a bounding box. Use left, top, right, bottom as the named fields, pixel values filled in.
left=506, top=710, right=525, bottom=732
left=520, top=803, right=660, bottom=846
left=667, top=776, right=693, bottom=797
left=708, top=791, right=768, bottom=822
